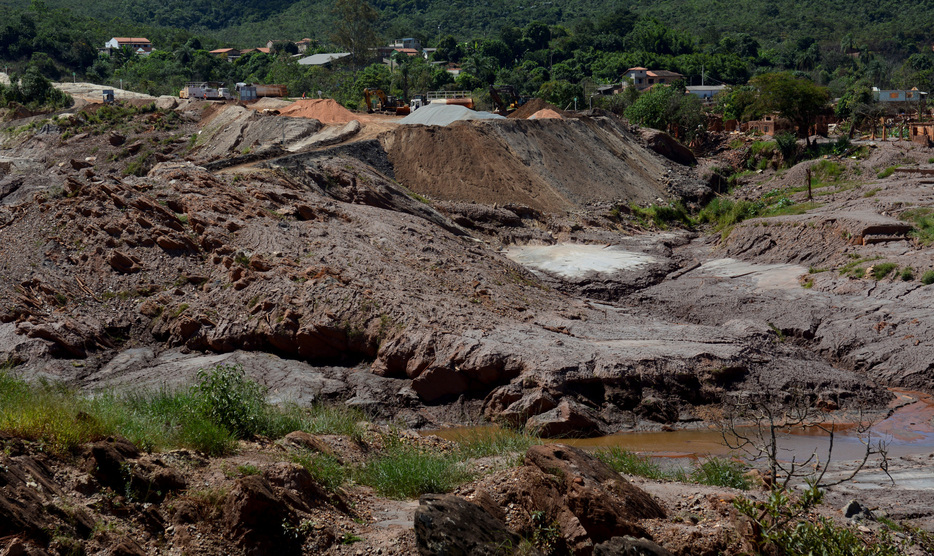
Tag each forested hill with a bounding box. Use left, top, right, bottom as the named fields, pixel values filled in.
left=2, top=0, right=932, bottom=52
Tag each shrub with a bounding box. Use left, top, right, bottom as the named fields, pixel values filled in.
left=774, top=132, right=798, bottom=166
left=922, top=270, right=934, bottom=285
left=735, top=484, right=904, bottom=555
left=901, top=267, right=914, bottom=281
left=191, top=364, right=268, bottom=439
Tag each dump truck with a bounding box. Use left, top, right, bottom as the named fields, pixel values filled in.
left=179, top=82, right=232, bottom=100
left=236, top=83, right=289, bottom=101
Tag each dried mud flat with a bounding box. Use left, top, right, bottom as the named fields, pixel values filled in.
left=2, top=97, right=934, bottom=554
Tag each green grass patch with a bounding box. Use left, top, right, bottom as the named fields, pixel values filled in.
left=292, top=451, right=348, bottom=491
left=595, top=448, right=749, bottom=490
left=871, top=262, right=898, bottom=280
left=595, top=447, right=669, bottom=480
left=838, top=255, right=880, bottom=278
left=811, top=159, right=845, bottom=182
left=0, top=364, right=367, bottom=457
left=922, top=270, right=934, bottom=285
left=629, top=201, right=692, bottom=229
left=899, top=207, right=934, bottom=245
left=877, top=166, right=897, bottom=179
left=901, top=267, right=914, bottom=281
left=863, top=187, right=882, bottom=198
left=354, top=442, right=473, bottom=499
left=449, top=426, right=542, bottom=459
left=689, top=458, right=749, bottom=490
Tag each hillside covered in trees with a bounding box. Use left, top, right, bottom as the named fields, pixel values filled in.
left=1, top=0, right=933, bottom=118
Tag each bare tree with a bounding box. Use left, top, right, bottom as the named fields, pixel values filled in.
left=719, top=380, right=891, bottom=492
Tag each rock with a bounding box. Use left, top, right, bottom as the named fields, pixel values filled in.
left=107, top=251, right=141, bottom=273
left=526, top=399, right=604, bottom=437
left=411, top=366, right=470, bottom=402
left=634, top=396, right=678, bottom=424
left=594, top=536, right=674, bottom=556
left=223, top=475, right=296, bottom=551
left=524, top=444, right=665, bottom=546
left=100, top=537, right=147, bottom=556
left=640, top=129, right=696, bottom=166
left=1, top=540, right=51, bottom=556
left=109, top=133, right=126, bottom=147
left=264, top=462, right=329, bottom=513
left=69, top=159, right=91, bottom=170
left=414, top=494, right=524, bottom=556
left=499, top=388, right=557, bottom=427
left=843, top=499, right=873, bottom=520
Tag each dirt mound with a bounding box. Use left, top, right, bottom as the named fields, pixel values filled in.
left=381, top=116, right=708, bottom=213
left=278, top=99, right=357, bottom=124
left=399, top=103, right=504, bottom=126
left=250, top=97, right=293, bottom=110
left=528, top=109, right=563, bottom=119
left=508, top=98, right=564, bottom=119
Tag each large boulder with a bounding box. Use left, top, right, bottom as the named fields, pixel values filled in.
left=414, top=494, right=526, bottom=556
left=640, top=129, right=696, bottom=166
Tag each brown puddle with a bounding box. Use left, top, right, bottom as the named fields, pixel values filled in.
left=428, top=390, right=934, bottom=461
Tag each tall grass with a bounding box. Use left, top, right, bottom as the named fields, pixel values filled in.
left=355, top=441, right=473, bottom=499
left=0, top=364, right=365, bottom=456
left=595, top=447, right=750, bottom=490
left=449, top=426, right=542, bottom=459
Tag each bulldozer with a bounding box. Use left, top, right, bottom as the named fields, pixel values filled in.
left=363, top=88, right=410, bottom=116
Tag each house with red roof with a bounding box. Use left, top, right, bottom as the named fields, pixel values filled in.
left=104, top=38, right=153, bottom=56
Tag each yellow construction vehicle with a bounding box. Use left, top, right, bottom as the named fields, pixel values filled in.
left=363, top=88, right=410, bottom=115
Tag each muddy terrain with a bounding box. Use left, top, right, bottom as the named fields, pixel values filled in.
left=2, top=96, right=934, bottom=554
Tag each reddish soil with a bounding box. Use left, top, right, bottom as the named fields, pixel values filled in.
left=529, top=108, right=564, bottom=119
left=279, top=99, right=358, bottom=125
left=508, top=98, right=565, bottom=119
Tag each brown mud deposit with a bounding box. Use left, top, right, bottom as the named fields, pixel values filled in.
left=3, top=99, right=934, bottom=553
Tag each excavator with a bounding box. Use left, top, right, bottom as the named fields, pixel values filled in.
left=489, top=86, right=528, bottom=116
left=363, top=88, right=410, bottom=116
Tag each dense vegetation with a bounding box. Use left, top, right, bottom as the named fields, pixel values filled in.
left=1, top=0, right=933, bottom=111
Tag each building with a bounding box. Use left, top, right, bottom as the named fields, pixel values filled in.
left=104, top=37, right=152, bottom=56
left=873, top=87, right=927, bottom=103
left=686, top=85, right=727, bottom=102
left=294, top=38, right=314, bottom=53
left=745, top=115, right=791, bottom=135
left=297, top=53, right=351, bottom=67
left=624, top=67, right=684, bottom=91
left=909, top=123, right=934, bottom=146
left=209, top=48, right=240, bottom=61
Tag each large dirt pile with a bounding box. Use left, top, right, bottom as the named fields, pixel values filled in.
left=193, top=104, right=322, bottom=161
left=381, top=115, right=708, bottom=212
left=279, top=99, right=357, bottom=124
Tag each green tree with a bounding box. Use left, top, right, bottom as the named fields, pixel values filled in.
left=537, top=79, right=582, bottom=109
left=625, top=82, right=703, bottom=140
left=750, top=72, right=830, bottom=139
left=331, top=0, right=381, bottom=68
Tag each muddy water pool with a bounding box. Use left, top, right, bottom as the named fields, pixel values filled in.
left=429, top=390, right=934, bottom=463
